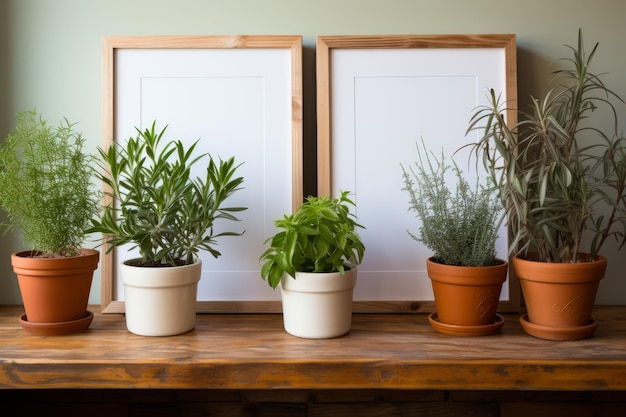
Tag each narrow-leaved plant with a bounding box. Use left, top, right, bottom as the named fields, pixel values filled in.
left=467, top=30, right=626, bottom=263
left=88, top=122, right=247, bottom=266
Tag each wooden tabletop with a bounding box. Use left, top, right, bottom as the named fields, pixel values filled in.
left=1, top=305, right=625, bottom=390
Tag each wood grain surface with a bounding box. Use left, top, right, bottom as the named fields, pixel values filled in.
left=1, top=306, right=625, bottom=390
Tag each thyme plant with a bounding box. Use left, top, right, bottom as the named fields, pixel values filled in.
left=0, top=110, right=99, bottom=257
left=467, top=30, right=626, bottom=262
left=89, top=122, right=246, bottom=266
left=401, top=142, right=502, bottom=266
left=260, top=191, right=366, bottom=289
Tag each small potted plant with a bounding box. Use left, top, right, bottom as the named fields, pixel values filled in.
left=259, top=191, right=365, bottom=339
left=0, top=109, right=101, bottom=335
left=88, top=121, right=246, bottom=336
left=467, top=30, right=626, bottom=340
left=401, top=141, right=507, bottom=336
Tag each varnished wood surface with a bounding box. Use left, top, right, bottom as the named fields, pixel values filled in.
left=1, top=306, right=625, bottom=390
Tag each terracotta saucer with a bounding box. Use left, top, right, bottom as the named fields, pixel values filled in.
left=428, top=312, right=505, bottom=336
left=519, top=314, right=598, bottom=341
left=18, top=311, right=94, bottom=336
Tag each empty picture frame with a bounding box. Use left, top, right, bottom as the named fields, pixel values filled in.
left=101, top=35, right=303, bottom=313
left=317, top=34, right=519, bottom=313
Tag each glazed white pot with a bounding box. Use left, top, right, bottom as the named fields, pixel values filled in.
left=280, top=267, right=357, bottom=339
left=121, top=259, right=201, bottom=336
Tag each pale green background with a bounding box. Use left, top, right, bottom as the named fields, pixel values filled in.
left=1, top=0, right=625, bottom=306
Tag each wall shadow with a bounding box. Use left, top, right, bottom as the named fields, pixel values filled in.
left=0, top=0, right=23, bottom=305
left=0, top=0, right=12, bottom=137
left=516, top=45, right=551, bottom=115
left=301, top=44, right=317, bottom=199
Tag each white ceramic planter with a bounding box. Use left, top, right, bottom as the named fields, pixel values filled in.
left=121, top=259, right=201, bottom=336
left=280, top=267, right=357, bottom=339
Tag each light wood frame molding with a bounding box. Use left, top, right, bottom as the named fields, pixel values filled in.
left=101, top=35, right=303, bottom=313
left=316, top=34, right=519, bottom=313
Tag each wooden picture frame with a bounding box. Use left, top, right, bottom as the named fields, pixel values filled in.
left=101, top=35, right=302, bottom=313
left=316, top=34, right=519, bottom=313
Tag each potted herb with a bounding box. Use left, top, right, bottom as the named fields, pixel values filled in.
left=259, top=191, right=365, bottom=339
left=467, top=30, right=626, bottom=340
left=89, top=122, right=246, bottom=336
left=0, top=109, right=100, bottom=335
left=401, top=141, right=507, bottom=336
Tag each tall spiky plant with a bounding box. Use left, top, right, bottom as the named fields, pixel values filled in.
left=467, top=30, right=626, bottom=263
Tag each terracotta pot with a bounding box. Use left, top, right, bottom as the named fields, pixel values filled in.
left=12, top=249, right=99, bottom=324
left=121, top=259, right=201, bottom=336
left=513, top=254, right=606, bottom=330
left=426, top=257, right=508, bottom=326
left=280, top=267, right=357, bottom=339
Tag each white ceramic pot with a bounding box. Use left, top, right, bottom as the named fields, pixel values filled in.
left=121, top=259, right=201, bottom=336
left=280, top=267, right=357, bottom=339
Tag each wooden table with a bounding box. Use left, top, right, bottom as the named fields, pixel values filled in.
left=1, top=305, right=625, bottom=391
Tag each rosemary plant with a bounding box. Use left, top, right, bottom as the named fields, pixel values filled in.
left=0, top=110, right=99, bottom=257
left=401, top=141, right=502, bottom=266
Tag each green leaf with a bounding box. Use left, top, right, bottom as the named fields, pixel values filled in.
left=259, top=191, right=366, bottom=286
left=88, top=121, right=247, bottom=266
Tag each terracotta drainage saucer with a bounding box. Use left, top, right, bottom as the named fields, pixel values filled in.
left=428, top=312, right=505, bottom=336
left=519, top=314, right=598, bottom=341
left=18, top=311, right=94, bottom=336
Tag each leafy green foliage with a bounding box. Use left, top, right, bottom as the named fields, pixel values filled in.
left=0, top=109, right=100, bottom=257
left=88, top=122, right=246, bottom=266
left=401, top=141, right=501, bottom=266
left=468, top=30, right=626, bottom=263
left=259, top=191, right=365, bottom=289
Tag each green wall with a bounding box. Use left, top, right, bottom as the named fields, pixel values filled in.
left=2, top=0, right=626, bottom=305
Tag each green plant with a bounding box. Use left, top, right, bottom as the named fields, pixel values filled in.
left=259, top=191, right=365, bottom=289
left=467, top=30, right=626, bottom=263
left=0, top=109, right=99, bottom=257
left=401, top=141, right=502, bottom=266
left=88, top=121, right=246, bottom=267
